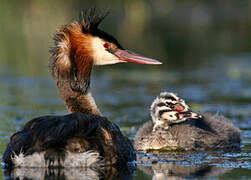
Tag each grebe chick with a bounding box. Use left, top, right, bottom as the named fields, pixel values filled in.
left=3, top=9, right=161, bottom=169
left=150, top=92, right=201, bottom=132
left=134, top=92, right=241, bottom=151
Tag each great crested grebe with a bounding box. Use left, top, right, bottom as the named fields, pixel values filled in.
left=134, top=92, right=241, bottom=151
left=3, top=9, right=161, bottom=168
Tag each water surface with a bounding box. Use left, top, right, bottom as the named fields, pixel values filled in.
left=1, top=58, right=251, bottom=179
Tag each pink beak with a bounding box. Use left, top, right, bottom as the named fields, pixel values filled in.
left=113, top=49, right=162, bottom=65
left=178, top=111, right=202, bottom=121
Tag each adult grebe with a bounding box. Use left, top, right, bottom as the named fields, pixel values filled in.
left=3, top=9, right=161, bottom=168
left=134, top=92, right=241, bottom=151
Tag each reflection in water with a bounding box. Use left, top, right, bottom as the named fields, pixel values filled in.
left=4, top=165, right=135, bottom=180
left=139, top=163, right=230, bottom=180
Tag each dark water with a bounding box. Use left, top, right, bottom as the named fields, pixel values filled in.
left=1, top=0, right=251, bottom=179
left=1, top=58, right=251, bottom=179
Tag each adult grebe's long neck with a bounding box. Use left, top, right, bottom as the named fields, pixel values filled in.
left=49, top=21, right=101, bottom=116
left=56, top=80, right=101, bottom=115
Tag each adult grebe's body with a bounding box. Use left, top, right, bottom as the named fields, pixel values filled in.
left=3, top=9, right=161, bottom=169
left=134, top=92, right=241, bottom=151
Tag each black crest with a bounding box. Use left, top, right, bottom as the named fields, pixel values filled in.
left=78, top=8, right=110, bottom=33
left=79, top=8, right=124, bottom=49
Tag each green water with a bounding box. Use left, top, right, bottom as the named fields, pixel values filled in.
left=1, top=0, right=251, bottom=179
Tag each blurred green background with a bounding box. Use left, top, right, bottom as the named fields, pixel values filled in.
left=1, top=0, right=251, bottom=76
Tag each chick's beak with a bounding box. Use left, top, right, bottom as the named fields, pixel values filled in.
left=113, top=49, right=162, bottom=65
left=179, top=111, right=202, bottom=121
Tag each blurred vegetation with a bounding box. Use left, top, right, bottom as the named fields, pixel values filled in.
left=0, top=0, right=251, bottom=76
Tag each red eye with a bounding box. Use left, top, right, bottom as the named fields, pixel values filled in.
left=175, top=105, right=184, bottom=111
left=104, top=43, right=110, bottom=48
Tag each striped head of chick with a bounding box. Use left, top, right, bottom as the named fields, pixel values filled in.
left=150, top=92, right=202, bottom=131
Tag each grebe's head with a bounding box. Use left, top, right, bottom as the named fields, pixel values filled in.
left=150, top=92, right=202, bottom=125
left=77, top=9, right=162, bottom=66
left=50, top=8, right=161, bottom=93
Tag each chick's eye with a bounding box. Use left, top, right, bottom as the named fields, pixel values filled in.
left=104, top=43, right=110, bottom=49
